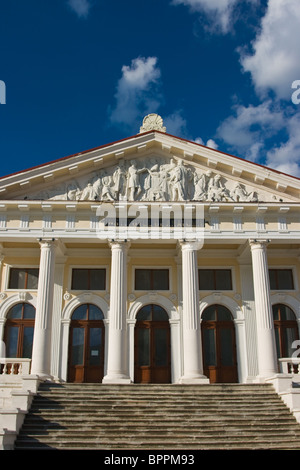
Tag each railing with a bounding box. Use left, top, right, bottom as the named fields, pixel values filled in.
left=0, top=358, right=31, bottom=376
left=278, top=358, right=300, bottom=375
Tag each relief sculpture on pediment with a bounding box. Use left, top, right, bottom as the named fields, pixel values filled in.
left=28, top=156, right=263, bottom=203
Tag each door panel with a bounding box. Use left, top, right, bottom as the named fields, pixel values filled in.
left=68, top=304, right=105, bottom=383
left=134, top=305, right=171, bottom=384
left=202, top=305, right=238, bottom=383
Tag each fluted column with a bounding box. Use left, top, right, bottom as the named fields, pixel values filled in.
left=250, top=240, right=278, bottom=379
left=31, top=239, right=57, bottom=378
left=179, top=241, right=208, bottom=383
left=103, top=240, right=131, bottom=383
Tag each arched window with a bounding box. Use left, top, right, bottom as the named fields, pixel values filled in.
left=4, top=303, right=36, bottom=358
left=272, top=304, right=299, bottom=359
left=68, top=304, right=105, bottom=383
left=201, top=304, right=238, bottom=383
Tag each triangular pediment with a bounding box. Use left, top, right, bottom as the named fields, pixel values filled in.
left=1, top=115, right=300, bottom=204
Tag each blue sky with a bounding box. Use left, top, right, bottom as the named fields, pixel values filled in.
left=0, top=0, right=300, bottom=178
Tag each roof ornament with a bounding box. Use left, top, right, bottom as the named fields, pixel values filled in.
left=139, top=113, right=166, bottom=134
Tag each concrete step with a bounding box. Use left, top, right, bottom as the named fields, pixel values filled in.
left=14, top=383, right=300, bottom=450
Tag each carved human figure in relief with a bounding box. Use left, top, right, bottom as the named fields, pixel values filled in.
left=207, top=174, right=232, bottom=201
left=128, top=161, right=147, bottom=201
left=230, top=183, right=257, bottom=202
left=100, top=172, right=115, bottom=201
left=143, top=158, right=166, bottom=201
left=80, top=183, right=98, bottom=201
left=112, top=163, right=127, bottom=200
left=169, top=160, right=187, bottom=201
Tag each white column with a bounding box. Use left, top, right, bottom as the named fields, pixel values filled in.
left=31, top=239, right=57, bottom=379
left=179, top=241, right=209, bottom=383
left=103, top=240, right=131, bottom=383
left=250, top=240, right=278, bottom=380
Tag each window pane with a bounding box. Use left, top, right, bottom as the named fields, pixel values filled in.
left=284, top=328, right=298, bottom=358
left=274, top=328, right=281, bottom=358
left=152, top=305, right=169, bottom=321
left=137, top=328, right=150, bottom=366
left=6, top=327, right=19, bottom=357
left=154, top=328, right=168, bottom=367
left=202, top=306, right=216, bottom=321
left=135, top=269, right=169, bottom=290
left=203, top=328, right=216, bottom=366
left=220, top=328, right=234, bottom=366
left=22, top=327, right=34, bottom=358
left=137, top=305, right=152, bottom=321
left=89, top=328, right=102, bottom=366
left=71, top=328, right=85, bottom=365
left=277, top=270, right=294, bottom=290
left=272, top=305, right=280, bottom=321
left=9, top=269, right=26, bottom=289
left=89, top=269, right=106, bottom=290
left=152, top=270, right=169, bottom=290
left=88, top=304, right=104, bottom=321
left=269, top=270, right=277, bottom=290
left=280, top=304, right=296, bottom=321
left=23, top=304, right=36, bottom=320
left=199, top=269, right=214, bottom=290
left=269, top=269, right=294, bottom=290
left=215, top=270, right=232, bottom=290
left=72, top=304, right=88, bottom=320
left=135, top=269, right=151, bottom=290
left=26, top=269, right=39, bottom=289
left=217, top=306, right=232, bottom=321
left=7, top=304, right=23, bottom=320
left=71, top=269, right=89, bottom=290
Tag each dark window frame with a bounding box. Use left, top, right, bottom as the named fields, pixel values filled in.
left=8, top=267, right=39, bottom=290
left=134, top=268, right=170, bottom=291
left=198, top=269, right=233, bottom=291
left=269, top=268, right=294, bottom=290
left=71, top=268, right=106, bottom=291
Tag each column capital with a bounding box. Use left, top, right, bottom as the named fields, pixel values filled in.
left=108, top=239, right=131, bottom=251
left=249, top=239, right=270, bottom=249
left=37, top=238, right=58, bottom=249
left=178, top=240, right=202, bottom=252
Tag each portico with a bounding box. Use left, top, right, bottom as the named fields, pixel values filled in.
left=0, top=115, right=300, bottom=386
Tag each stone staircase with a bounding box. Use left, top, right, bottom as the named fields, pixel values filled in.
left=14, top=383, right=300, bottom=450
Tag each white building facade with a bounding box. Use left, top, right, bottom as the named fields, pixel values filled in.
left=0, top=114, right=300, bottom=386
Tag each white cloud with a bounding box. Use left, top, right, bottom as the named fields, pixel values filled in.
left=195, top=137, right=218, bottom=150
left=216, top=100, right=285, bottom=161
left=164, top=111, right=188, bottom=136
left=240, top=0, right=300, bottom=100
left=217, top=100, right=300, bottom=177
left=171, top=0, right=258, bottom=33
left=68, top=0, right=92, bottom=18
left=266, top=112, right=300, bottom=177
left=109, top=57, right=162, bottom=130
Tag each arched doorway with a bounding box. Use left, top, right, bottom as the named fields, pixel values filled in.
left=201, top=304, right=238, bottom=383
left=68, top=303, right=105, bottom=383
left=3, top=303, right=35, bottom=374
left=134, top=304, right=171, bottom=384
left=273, top=303, right=299, bottom=372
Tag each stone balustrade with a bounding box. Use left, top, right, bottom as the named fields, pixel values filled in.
left=0, top=358, right=31, bottom=377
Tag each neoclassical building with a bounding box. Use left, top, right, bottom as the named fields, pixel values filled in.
left=0, top=114, right=300, bottom=385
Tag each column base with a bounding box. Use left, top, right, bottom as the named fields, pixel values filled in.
left=179, top=375, right=210, bottom=384
left=102, top=374, right=132, bottom=384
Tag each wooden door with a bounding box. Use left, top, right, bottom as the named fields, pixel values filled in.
left=201, top=304, right=238, bottom=383
left=68, top=304, right=105, bottom=383
left=134, top=304, right=171, bottom=384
